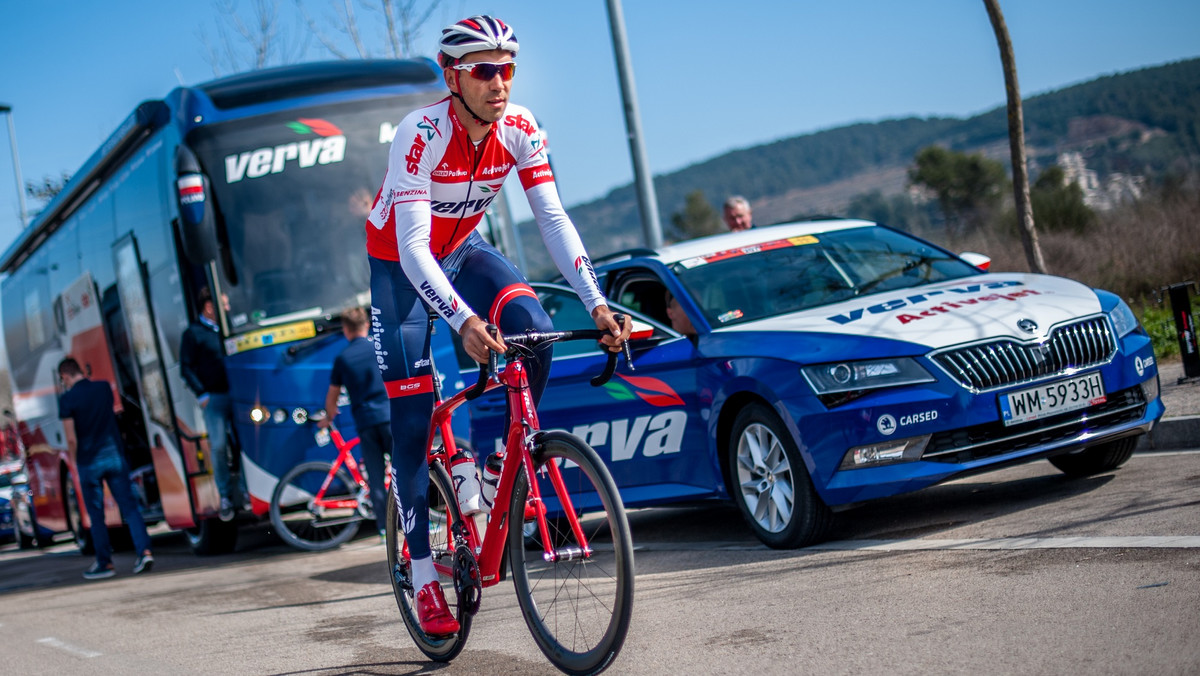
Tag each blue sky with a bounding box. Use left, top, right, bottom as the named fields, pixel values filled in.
left=1, top=0, right=1197, bottom=250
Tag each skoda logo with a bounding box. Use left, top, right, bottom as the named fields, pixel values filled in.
left=877, top=414, right=897, bottom=436
left=1017, top=318, right=1038, bottom=334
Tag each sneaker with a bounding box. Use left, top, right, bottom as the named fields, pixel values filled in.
left=133, top=552, right=154, bottom=575
left=83, top=562, right=115, bottom=580
left=218, top=498, right=235, bottom=522
left=415, top=581, right=460, bottom=636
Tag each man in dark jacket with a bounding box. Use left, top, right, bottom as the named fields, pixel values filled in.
left=58, top=357, right=154, bottom=579
left=318, top=306, right=391, bottom=537
left=180, top=287, right=241, bottom=521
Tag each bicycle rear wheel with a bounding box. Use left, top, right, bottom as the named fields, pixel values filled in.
left=508, top=431, right=634, bottom=675
left=387, top=461, right=472, bottom=662
left=270, top=461, right=362, bottom=551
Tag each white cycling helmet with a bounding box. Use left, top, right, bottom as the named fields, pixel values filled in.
left=439, top=15, right=519, bottom=61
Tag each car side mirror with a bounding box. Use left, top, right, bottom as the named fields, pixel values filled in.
left=959, top=252, right=991, bottom=271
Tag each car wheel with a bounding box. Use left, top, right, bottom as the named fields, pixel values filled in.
left=64, top=480, right=94, bottom=556
left=184, top=518, right=239, bottom=555
left=15, top=494, right=39, bottom=549
left=728, top=402, right=832, bottom=549
left=1048, top=436, right=1137, bottom=477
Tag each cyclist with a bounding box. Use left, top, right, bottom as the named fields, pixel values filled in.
left=366, top=15, right=630, bottom=636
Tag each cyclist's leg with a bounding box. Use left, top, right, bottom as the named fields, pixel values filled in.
left=445, top=233, right=556, bottom=403
left=371, top=254, right=460, bottom=636
left=369, top=256, right=435, bottom=558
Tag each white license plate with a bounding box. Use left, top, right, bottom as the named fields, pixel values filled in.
left=998, top=372, right=1106, bottom=426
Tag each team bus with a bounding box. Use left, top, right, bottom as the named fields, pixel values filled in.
left=1, top=59, right=487, bottom=554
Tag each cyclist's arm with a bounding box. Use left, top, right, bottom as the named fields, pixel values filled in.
left=523, top=182, right=606, bottom=313
left=394, top=205, right=477, bottom=332
left=507, top=109, right=607, bottom=315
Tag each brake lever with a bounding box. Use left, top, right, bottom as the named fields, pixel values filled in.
left=487, top=323, right=501, bottom=384
left=615, top=313, right=635, bottom=373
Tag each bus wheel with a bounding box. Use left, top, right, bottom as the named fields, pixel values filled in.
left=185, top=518, right=239, bottom=555
left=64, top=481, right=94, bottom=556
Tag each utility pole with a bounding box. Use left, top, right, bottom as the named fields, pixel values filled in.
left=0, top=104, right=29, bottom=231
left=605, top=0, right=662, bottom=249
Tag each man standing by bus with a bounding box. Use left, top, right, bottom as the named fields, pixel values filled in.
left=58, top=358, right=154, bottom=580
left=180, top=287, right=242, bottom=522
left=317, top=306, right=390, bottom=540
left=366, top=15, right=630, bottom=636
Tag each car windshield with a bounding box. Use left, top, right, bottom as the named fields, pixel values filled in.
left=671, top=226, right=980, bottom=327
left=188, top=93, right=441, bottom=332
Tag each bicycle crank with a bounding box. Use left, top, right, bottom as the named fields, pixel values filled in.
left=452, top=544, right=482, bottom=616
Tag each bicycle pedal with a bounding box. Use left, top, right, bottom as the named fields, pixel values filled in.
left=393, top=563, right=413, bottom=592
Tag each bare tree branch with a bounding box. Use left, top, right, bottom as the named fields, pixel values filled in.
left=294, top=0, right=351, bottom=58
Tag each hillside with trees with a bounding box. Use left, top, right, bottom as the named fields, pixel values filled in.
left=516, top=57, right=1200, bottom=279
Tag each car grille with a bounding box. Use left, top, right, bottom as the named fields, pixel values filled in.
left=931, top=316, right=1116, bottom=391
left=922, top=385, right=1146, bottom=464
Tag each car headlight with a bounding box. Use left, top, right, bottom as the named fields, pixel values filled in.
left=1108, top=298, right=1139, bottom=338
left=802, top=358, right=936, bottom=407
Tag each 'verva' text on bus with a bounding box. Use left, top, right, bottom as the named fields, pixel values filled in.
left=224, top=136, right=347, bottom=183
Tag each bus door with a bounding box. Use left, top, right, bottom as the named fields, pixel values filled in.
left=54, top=272, right=128, bottom=529
left=111, top=234, right=205, bottom=529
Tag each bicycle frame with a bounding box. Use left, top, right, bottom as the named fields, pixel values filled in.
left=310, top=427, right=364, bottom=511
left=423, top=357, right=592, bottom=587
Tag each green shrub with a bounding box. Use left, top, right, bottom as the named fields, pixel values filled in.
left=1136, top=302, right=1182, bottom=360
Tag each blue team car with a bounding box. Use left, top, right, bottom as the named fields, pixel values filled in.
left=466, top=219, right=1164, bottom=548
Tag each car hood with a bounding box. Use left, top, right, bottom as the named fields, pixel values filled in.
left=728, top=273, right=1102, bottom=349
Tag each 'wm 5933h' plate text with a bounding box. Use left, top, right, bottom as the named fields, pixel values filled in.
left=999, top=372, right=1106, bottom=426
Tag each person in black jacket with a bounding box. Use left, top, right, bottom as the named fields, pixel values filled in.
left=179, top=287, right=242, bottom=521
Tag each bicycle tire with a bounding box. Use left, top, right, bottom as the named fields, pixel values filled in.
left=508, top=431, right=634, bottom=675
left=269, top=461, right=362, bottom=551
left=387, top=461, right=472, bottom=662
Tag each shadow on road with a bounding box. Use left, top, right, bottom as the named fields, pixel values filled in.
left=623, top=463, right=1119, bottom=575
left=0, top=520, right=383, bottom=596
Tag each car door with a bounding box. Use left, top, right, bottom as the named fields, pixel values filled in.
left=468, top=282, right=720, bottom=507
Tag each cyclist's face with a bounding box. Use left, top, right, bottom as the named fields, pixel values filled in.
left=447, top=49, right=513, bottom=124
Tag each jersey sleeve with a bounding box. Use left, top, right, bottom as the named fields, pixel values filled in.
left=506, top=110, right=606, bottom=313
left=380, top=110, right=478, bottom=332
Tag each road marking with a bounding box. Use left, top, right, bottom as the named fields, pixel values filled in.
left=37, top=637, right=102, bottom=659
left=806, top=536, right=1200, bottom=551
left=638, top=535, right=1200, bottom=552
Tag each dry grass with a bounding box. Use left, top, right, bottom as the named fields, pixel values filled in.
left=928, top=188, right=1200, bottom=304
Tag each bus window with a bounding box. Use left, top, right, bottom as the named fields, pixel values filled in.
left=187, top=95, right=433, bottom=332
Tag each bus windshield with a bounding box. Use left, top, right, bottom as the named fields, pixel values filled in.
left=188, top=93, right=440, bottom=331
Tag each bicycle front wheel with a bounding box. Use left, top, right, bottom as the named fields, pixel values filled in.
left=508, top=431, right=634, bottom=675
left=270, top=461, right=362, bottom=551
left=387, top=461, right=472, bottom=662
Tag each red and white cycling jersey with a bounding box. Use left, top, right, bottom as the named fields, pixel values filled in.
left=366, top=97, right=604, bottom=331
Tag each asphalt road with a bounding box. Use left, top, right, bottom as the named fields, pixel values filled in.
left=2, top=449, right=1198, bottom=675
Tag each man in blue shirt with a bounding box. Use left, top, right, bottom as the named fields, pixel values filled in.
left=318, top=306, right=391, bottom=537
left=180, top=287, right=243, bottom=522
left=58, top=357, right=153, bottom=580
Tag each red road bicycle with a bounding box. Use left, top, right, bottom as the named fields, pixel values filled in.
left=387, top=315, right=636, bottom=675
left=269, top=420, right=382, bottom=551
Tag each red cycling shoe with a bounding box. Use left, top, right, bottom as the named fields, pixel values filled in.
left=416, top=581, right=460, bottom=636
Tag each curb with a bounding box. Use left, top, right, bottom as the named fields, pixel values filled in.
left=1136, top=415, right=1200, bottom=452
